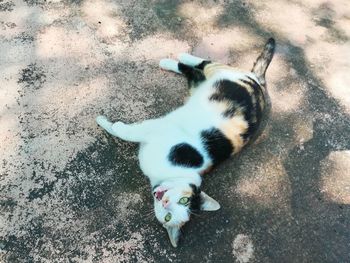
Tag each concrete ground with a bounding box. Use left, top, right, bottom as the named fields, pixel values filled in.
left=1, top=0, right=350, bottom=262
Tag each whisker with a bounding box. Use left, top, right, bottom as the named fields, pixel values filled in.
left=145, top=214, right=153, bottom=218
left=145, top=210, right=155, bottom=217
left=189, top=211, right=202, bottom=217
left=145, top=214, right=154, bottom=220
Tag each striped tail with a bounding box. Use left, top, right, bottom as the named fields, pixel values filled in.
left=251, top=38, right=275, bottom=86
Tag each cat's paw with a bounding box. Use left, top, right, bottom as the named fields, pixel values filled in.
left=96, top=115, right=118, bottom=135
left=159, top=59, right=181, bottom=73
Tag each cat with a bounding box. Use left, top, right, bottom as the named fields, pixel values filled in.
left=96, top=38, right=275, bottom=247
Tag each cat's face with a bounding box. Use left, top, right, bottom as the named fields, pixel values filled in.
left=153, top=183, right=220, bottom=247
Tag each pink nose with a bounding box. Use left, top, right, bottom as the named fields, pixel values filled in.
left=162, top=199, right=170, bottom=208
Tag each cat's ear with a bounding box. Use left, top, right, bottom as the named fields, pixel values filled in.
left=164, top=226, right=180, bottom=247
left=200, top=191, right=221, bottom=211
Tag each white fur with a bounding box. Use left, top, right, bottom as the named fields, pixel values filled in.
left=159, top=59, right=181, bottom=74
left=96, top=54, right=258, bottom=246
left=96, top=116, right=116, bottom=136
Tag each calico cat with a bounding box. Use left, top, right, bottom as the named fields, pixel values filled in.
left=96, top=38, right=275, bottom=247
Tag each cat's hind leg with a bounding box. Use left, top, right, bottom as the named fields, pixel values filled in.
left=177, top=63, right=206, bottom=87
left=178, top=53, right=204, bottom=67
left=178, top=53, right=211, bottom=69
left=159, top=57, right=207, bottom=89
left=159, top=59, right=181, bottom=74
left=159, top=55, right=208, bottom=71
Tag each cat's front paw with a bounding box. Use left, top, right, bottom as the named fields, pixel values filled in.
left=96, top=115, right=114, bottom=131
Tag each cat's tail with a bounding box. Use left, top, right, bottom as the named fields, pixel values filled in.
left=251, top=38, right=275, bottom=86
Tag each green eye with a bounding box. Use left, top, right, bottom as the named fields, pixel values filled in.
left=179, top=197, right=190, bottom=205
left=165, top=213, right=172, bottom=222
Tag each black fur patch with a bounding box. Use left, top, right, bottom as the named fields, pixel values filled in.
left=210, top=80, right=254, bottom=119
left=201, top=128, right=233, bottom=166
left=168, top=143, right=204, bottom=168
left=178, top=63, right=206, bottom=88
left=189, top=184, right=202, bottom=212
left=210, top=79, right=266, bottom=141
left=241, top=77, right=264, bottom=140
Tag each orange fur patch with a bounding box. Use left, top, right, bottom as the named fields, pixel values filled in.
left=258, top=94, right=265, bottom=110
left=204, top=63, right=238, bottom=78
left=182, top=191, right=193, bottom=196
left=199, top=165, right=213, bottom=175
left=219, top=115, right=248, bottom=153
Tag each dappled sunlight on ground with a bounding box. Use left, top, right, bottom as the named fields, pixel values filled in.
left=40, top=75, right=110, bottom=118
left=267, top=54, right=306, bottom=113
left=251, top=0, right=325, bottom=45
left=193, top=27, right=259, bottom=66
left=305, top=41, right=350, bottom=113
left=235, top=155, right=292, bottom=212
left=129, top=33, right=190, bottom=61
left=320, top=151, right=350, bottom=204
left=81, top=0, right=130, bottom=44
left=1, top=0, right=349, bottom=262
left=290, top=115, right=314, bottom=145
left=36, top=26, right=106, bottom=66
left=0, top=65, right=22, bottom=107
left=269, top=84, right=304, bottom=113
left=0, top=113, right=20, bottom=170
left=179, top=2, right=223, bottom=36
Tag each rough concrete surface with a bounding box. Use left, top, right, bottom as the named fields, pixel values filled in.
left=1, top=0, right=350, bottom=262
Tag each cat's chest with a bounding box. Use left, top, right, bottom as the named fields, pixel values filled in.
left=137, top=130, right=212, bottom=179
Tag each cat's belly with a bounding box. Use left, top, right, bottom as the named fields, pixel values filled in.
left=138, top=135, right=212, bottom=182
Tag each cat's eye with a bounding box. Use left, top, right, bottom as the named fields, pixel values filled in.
left=164, top=213, right=172, bottom=222
left=179, top=197, right=190, bottom=205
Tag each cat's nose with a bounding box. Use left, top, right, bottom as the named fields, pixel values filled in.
left=162, top=199, right=170, bottom=208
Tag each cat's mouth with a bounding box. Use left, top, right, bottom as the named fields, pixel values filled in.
left=154, top=189, right=167, bottom=201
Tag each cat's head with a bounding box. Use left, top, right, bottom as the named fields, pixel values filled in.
left=152, top=182, right=220, bottom=247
